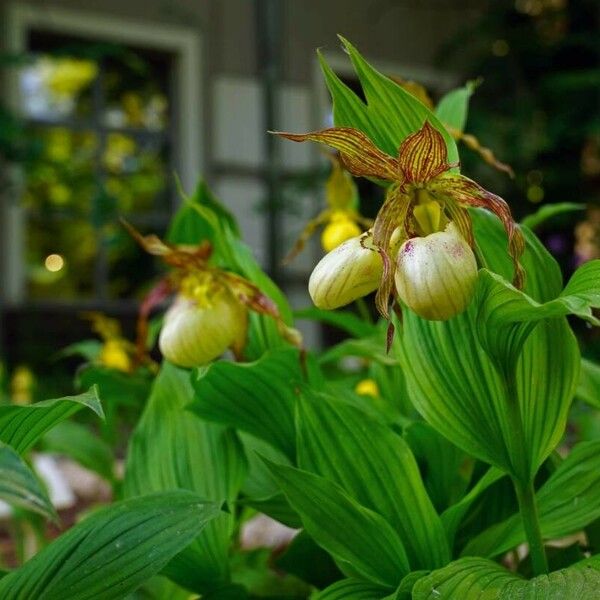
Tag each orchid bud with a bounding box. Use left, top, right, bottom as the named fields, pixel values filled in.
left=321, top=212, right=362, bottom=252
left=309, top=233, right=382, bottom=309
left=159, top=289, right=247, bottom=367
left=394, top=223, right=478, bottom=321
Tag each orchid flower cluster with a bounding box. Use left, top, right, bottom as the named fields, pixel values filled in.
left=277, top=121, right=525, bottom=323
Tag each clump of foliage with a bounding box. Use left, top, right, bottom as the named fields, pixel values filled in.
left=0, top=38, right=599, bottom=600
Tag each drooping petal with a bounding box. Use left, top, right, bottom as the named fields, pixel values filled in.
left=430, top=173, right=525, bottom=287
left=273, top=127, right=400, bottom=181
left=372, top=185, right=412, bottom=318
left=397, top=121, right=450, bottom=184
left=283, top=209, right=332, bottom=263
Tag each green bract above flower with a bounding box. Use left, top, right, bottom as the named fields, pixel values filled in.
left=276, top=121, right=525, bottom=319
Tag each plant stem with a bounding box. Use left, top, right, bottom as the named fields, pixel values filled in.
left=513, top=477, right=548, bottom=575
left=503, top=369, right=548, bottom=575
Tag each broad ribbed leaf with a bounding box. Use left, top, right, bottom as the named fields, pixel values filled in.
left=191, top=348, right=306, bottom=460
left=0, top=491, right=220, bottom=600
left=463, top=441, right=600, bottom=557
left=578, top=358, right=600, bottom=409
left=320, top=37, right=458, bottom=164
left=404, top=421, right=472, bottom=513
left=0, top=387, right=103, bottom=454
left=521, top=202, right=585, bottom=230
left=476, top=259, right=600, bottom=370
left=296, top=392, right=449, bottom=569
left=124, top=363, right=246, bottom=592
left=42, top=421, right=114, bottom=482
left=0, top=442, right=55, bottom=520
left=266, top=462, right=410, bottom=587
left=314, top=579, right=391, bottom=599
left=399, top=210, right=580, bottom=480
left=435, top=81, right=476, bottom=132
left=412, top=556, right=600, bottom=599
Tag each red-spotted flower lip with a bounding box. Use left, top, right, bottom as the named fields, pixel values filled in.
left=274, top=121, right=525, bottom=318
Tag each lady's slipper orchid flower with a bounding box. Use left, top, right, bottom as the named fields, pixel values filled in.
left=123, top=223, right=301, bottom=368
left=276, top=121, right=525, bottom=321
left=284, top=155, right=372, bottom=262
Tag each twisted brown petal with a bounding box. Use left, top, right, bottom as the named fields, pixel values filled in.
left=431, top=173, right=525, bottom=287
left=282, top=209, right=332, bottom=264
left=372, top=185, right=412, bottom=318
left=397, top=121, right=450, bottom=184
left=273, top=127, right=400, bottom=181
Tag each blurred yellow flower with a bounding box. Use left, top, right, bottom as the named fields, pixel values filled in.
left=355, top=378, right=379, bottom=398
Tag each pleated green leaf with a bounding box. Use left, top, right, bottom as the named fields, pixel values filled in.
left=404, top=421, right=472, bottom=513
left=399, top=210, right=580, bottom=480
left=476, top=259, right=600, bottom=370
left=577, top=358, right=600, bottom=409
left=435, top=80, right=477, bottom=132
left=296, top=391, right=449, bottom=569
left=191, top=348, right=307, bottom=461
left=314, top=578, right=391, bottom=599
left=0, top=491, right=220, bottom=600
left=0, top=387, right=103, bottom=454
left=412, top=555, right=600, bottom=599
left=0, top=441, right=56, bottom=520
left=42, top=421, right=114, bottom=482
left=266, top=461, right=410, bottom=587
left=319, top=37, right=458, bottom=164
left=463, top=441, right=600, bottom=558
left=124, top=363, right=247, bottom=592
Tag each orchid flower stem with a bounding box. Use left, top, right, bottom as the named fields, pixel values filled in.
left=513, top=477, right=548, bottom=575
left=504, top=369, right=548, bottom=575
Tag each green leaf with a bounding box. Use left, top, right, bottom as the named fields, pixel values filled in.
left=440, top=467, right=505, bottom=546
left=464, top=441, right=600, bottom=558
left=577, top=358, right=600, bottom=409
left=124, top=363, right=246, bottom=592
left=0, top=442, right=56, bottom=520
left=476, top=259, right=600, bottom=370
left=314, top=578, right=391, bottom=599
left=435, top=80, right=478, bottom=132
left=237, top=433, right=301, bottom=529
left=319, top=37, right=458, bottom=165
left=0, top=491, right=220, bottom=600
left=294, top=306, right=376, bottom=338
left=521, top=202, right=585, bottom=230
left=191, top=348, right=306, bottom=461
left=319, top=335, right=400, bottom=366
left=266, top=461, right=410, bottom=587
left=167, top=179, right=240, bottom=245
left=412, top=556, right=600, bottom=599
left=296, top=391, right=449, bottom=569
left=399, top=210, right=580, bottom=480
left=0, top=387, right=103, bottom=454
left=275, top=531, right=343, bottom=589
left=42, top=421, right=114, bottom=482
left=404, top=421, right=472, bottom=513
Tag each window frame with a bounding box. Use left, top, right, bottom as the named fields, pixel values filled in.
left=2, top=3, right=203, bottom=307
